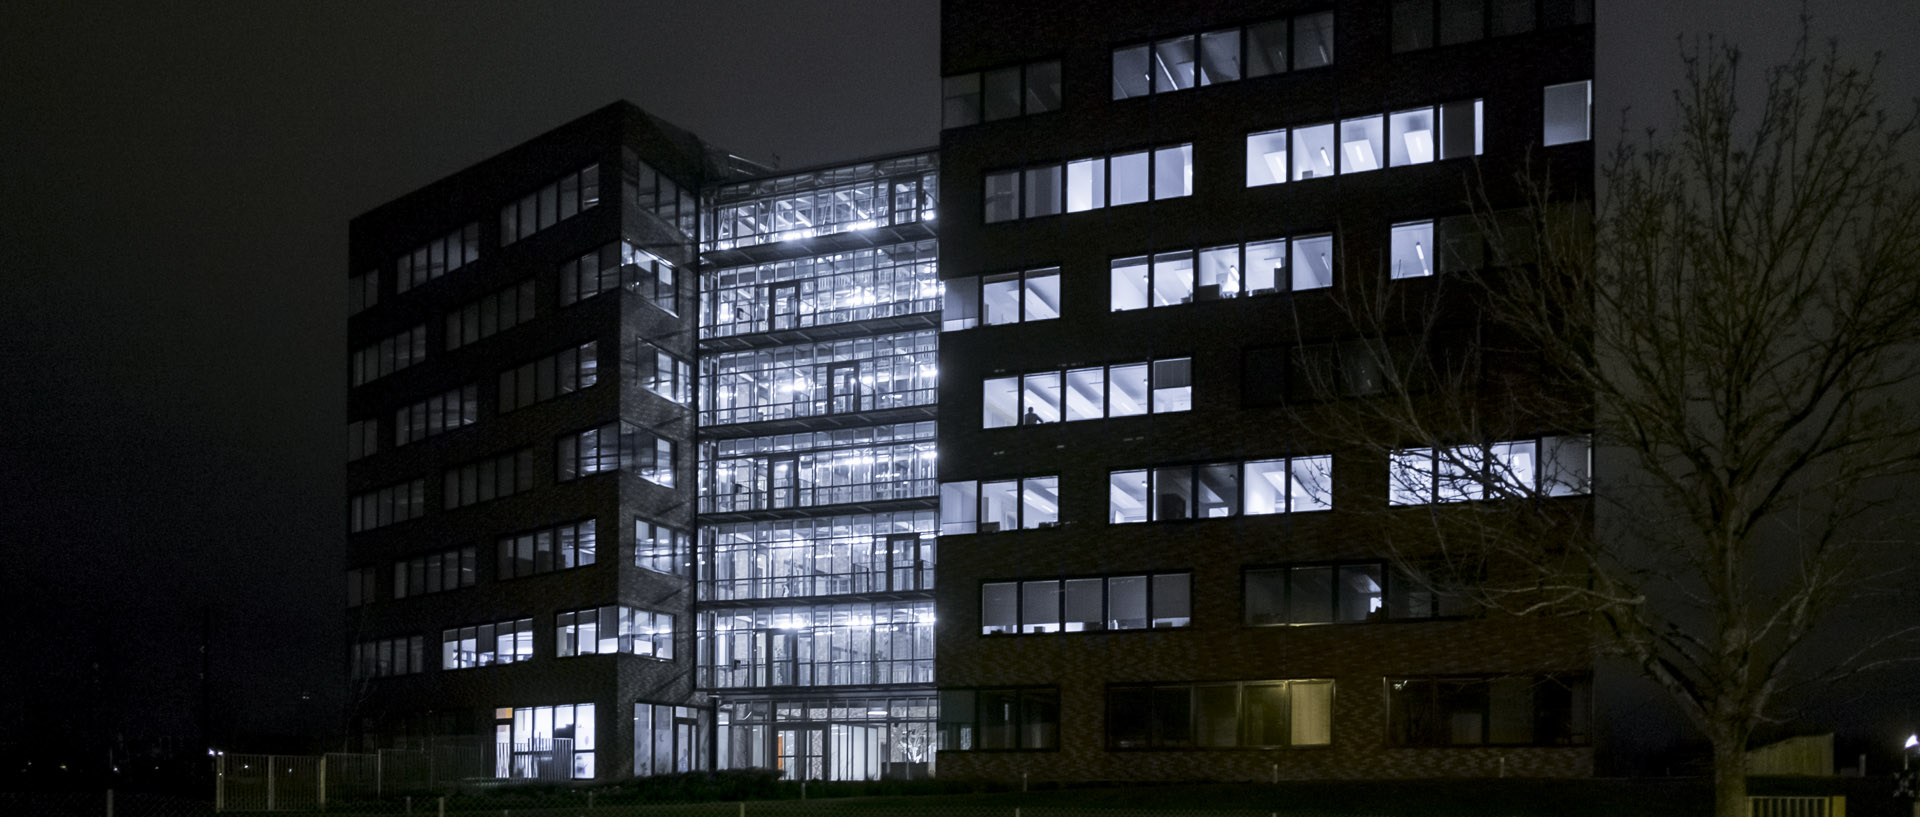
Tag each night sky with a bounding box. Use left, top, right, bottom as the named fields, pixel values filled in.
left=2, top=0, right=1914, bottom=766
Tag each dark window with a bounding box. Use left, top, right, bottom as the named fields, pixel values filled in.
left=942, top=687, right=1057, bottom=750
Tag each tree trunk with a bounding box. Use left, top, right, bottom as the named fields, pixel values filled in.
left=1712, top=732, right=1749, bottom=817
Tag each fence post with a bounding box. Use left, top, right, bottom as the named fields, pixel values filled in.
left=215, top=753, right=225, bottom=812
left=267, top=755, right=277, bottom=812
left=738, top=802, right=745, bottom=817
left=317, top=755, right=327, bottom=812
left=105, top=789, right=113, bottom=817
left=406, top=795, right=413, bottom=814
left=436, top=796, right=444, bottom=817
left=587, top=792, right=594, bottom=809
left=376, top=751, right=384, bottom=800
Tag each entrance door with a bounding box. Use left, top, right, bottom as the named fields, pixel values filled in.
left=776, top=727, right=826, bottom=781
left=828, top=363, right=862, bottom=414
left=768, top=283, right=801, bottom=331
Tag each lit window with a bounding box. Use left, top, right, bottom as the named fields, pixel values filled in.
left=1391, top=221, right=1435, bottom=279
left=984, top=171, right=1019, bottom=223
left=1292, top=124, right=1336, bottom=180
left=1339, top=116, right=1385, bottom=174
left=1066, top=158, right=1106, bottom=212
left=1023, top=165, right=1062, bottom=218
left=1440, top=98, right=1485, bottom=158
left=1543, top=80, right=1592, bottom=146
left=1293, top=12, right=1335, bottom=69
left=1246, top=128, right=1290, bottom=187
left=1388, top=107, right=1437, bottom=166
left=1152, top=35, right=1197, bottom=92
left=1153, top=144, right=1193, bottom=200
left=1112, top=45, right=1151, bottom=99
left=1244, top=20, right=1289, bottom=77
left=1291, top=234, right=1334, bottom=290
left=1110, top=151, right=1150, bottom=206
left=1198, top=29, right=1241, bottom=84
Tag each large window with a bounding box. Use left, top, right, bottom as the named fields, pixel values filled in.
left=497, top=518, right=597, bottom=579
left=1389, top=435, right=1591, bottom=505
left=560, top=241, right=678, bottom=313
left=1110, top=455, right=1331, bottom=523
left=629, top=340, right=692, bottom=405
left=350, top=325, right=427, bottom=387
left=701, top=331, right=937, bottom=426
left=442, top=618, right=534, bottom=669
left=1116, top=235, right=1333, bottom=307
left=349, top=479, right=425, bottom=533
left=699, top=601, right=934, bottom=688
left=497, top=703, right=596, bottom=780
left=1112, top=11, right=1332, bottom=100
left=557, top=422, right=674, bottom=486
left=446, top=280, right=536, bottom=351
left=557, top=605, right=674, bottom=660
left=1543, top=80, right=1592, bottom=146
left=624, top=150, right=698, bottom=238
left=983, top=358, right=1190, bottom=427
left=707, top=156, right=936, bottom=250
left=636, top=703, right=708, bottom=778
left=1107, top=680, right=1334, bottom=749
left=1249, top=100, right=1481, bottom=187
left=937, top=476, right=1060, bottom=534
left=397, top=222, right=479, bottom=293
left=984, top=143, right=1192, bottom=224
left=700, top=422, right=936, bottom=513
left=444, top=448, right=536, bottom=510
left=636, top=519, right=690, bottom=576
left=937, top=688, right=1058, bottom=751
left=704, top=240, right=938, bottom=339
left=1243, top=562, right=1389, bottom=625
left=982, top=572, right=1191, bottom=634
left=393, top=546, right=477, bottom=599
left=500, top=165, right=599, bottom=245
left=701, top=511, right=936, bottom=601
left=1387, top=675, right=1592, bottom=746
left=394, top=384, right=477, bottom=447
left=498, top=342, right=598, bottom=413
left=943, top=266, right=1060, bottom=331
left=350, top=636, right=425, bottom=679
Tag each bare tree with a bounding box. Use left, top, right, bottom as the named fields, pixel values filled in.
left=1300, top=30, right=1920, bottom=817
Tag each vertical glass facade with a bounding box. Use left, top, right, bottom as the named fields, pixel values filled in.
left=696, top=152, right=940, bottom=781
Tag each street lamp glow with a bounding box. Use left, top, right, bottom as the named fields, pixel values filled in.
left=1904, top=733, right=1917, bottom=749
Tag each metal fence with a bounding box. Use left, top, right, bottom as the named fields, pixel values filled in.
left=214, top=740, right=571, bottom=811
left=1748, top=796, right=1845, bottom=817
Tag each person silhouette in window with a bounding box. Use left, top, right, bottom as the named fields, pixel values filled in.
left=1023, top=406, right=1042, bottom=425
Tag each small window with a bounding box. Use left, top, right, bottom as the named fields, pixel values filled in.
left=1391, top=221, right=1435, bottom=279
left=1064, top=367, right=1105, bottom=421
left=1022, top=581, right=1061, bottom=633
left=1198, top=30, right=1240, bottom=85
left=984, top=171, right=1019, bottom=223
left=941, top=73, right=981, bottom=128
left=1543, top=435, right=1592, bottom=496
left=1290, top=456, right=1333, bottom=512
left=1199, top=245, right=1240, bottom=298
left=1293, top=12, right=1335, bottom=69
left=1153, top=144, right=1193, bottom=200
left=1113, top=45, right=1152, bottom=99
left=941, top=480, right=979, bottom=535
left=983, top=376, right=1020, bottom=428
left=1153, top=36, right=1197, bottom=92
left=1066, top=158, right=1106, bottom=212
left=1439, top=99, right=1485, bottom=159
left=1439, top=0, right=1486, bottom=45
left=1292, top=124, right=1336, bottom=180
left=1023, top=165, right=1062, bottom=218
left=1492, top=0, right=1535, bottom=34
left=1151, top=251, right=1194, bottom=306
left=1392, top=0, right=1435, bottom=52
left=980, top=480, right=1019, bottom=532
left=982, top=583, right=1018, bottom=634
left=1151, top=358, right=1192, bottom=413
left=1291, top=234, right=1334, bottom=291
left=944, top=275, right=980, bottom=331
left=1025, top=61, right=1063, bottom=114
left=983, top=67, right=1022, bottom=121
left=1110, top=151, right=1151, bottom=206
left=1246, top=129, right=1289, bottom=187
left=1543, top=80, right=1592, bottom=146
left=1108, top=364, right=1150, bottom=416
left=1023, top=371, right=1063, bottom=424
left=1389, top=107, right=1437, bottom=166
left=1021, top=476, right=1060, bottom=528
left=1111, top=255, right=1150, bottom=312
left=1340, top=116, right=1385, bottom=174
left=1109, top=470, right=1149, bottom=523
left=1245, top=20, right=1288, bottom=77
left=1152, top=574, right=1192, bottom=627
left=982, top=273, right=1021, bottom=325
left=1023, top=269, right=1062, bottom=321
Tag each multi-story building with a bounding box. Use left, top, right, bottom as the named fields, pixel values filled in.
left=345, top=103, right=756, bottom=780
left=931, top=0, right=1598, bottom=781
left=346, top=0, right=1601, bottom=785
left=693, top=155, right=943, bottom=781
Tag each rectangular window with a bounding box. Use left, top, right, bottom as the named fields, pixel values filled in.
left=1198, top=29, right=1240, bottom=85
left=1393, top=0, right=1435, bottom=52
left=557, top=421, right=673, bottom=486
left=1022, top=165, right=1062, bottom=218
left=1339, top=116, right=1385, bottom=173
left=1025, top=60, right=1062, bottom=113
left=557, top=605, right=674, bottom=660
left=1246, top=129, right=1289, bottom=187
left=350, top=636, right=426, bottom=678
left=1439, top=0, right=1486, bottom=44
left=394, top=384, right=478, bottom=447
left=940, top=480, right=979, bottom=535
left=1391, top=436, right=1591, bottom=505
left=942, top=73, right=981, bottom=128
left=983, top=572, right=1190, bottom=635
left=1109, top=679, right=1335, bottom=749
left=1389, top=107, right=1437, bottom=166
left=635, top=519, right=688, bottom=575
left=942, top=687, right=1057, bottom=750
left=1152, top=35, right=1197, bottom=92
left=397, top=223, right=480, bottom=293
left=1543, top=80, right=1592, bottom=146
left=446, top=279, right=537, bottom=351
left=1292, top=11, right=1335, bottom=69
left=983, top=170, right=1019, bottom=223
left=393, top=546, right=477, bottom=599
left=350, top=325, right=427, bottom=387
left=1066, top=158, right=1105, bottom=212
left=345, top=567, right=376, bottom=608
left=1119, top=455, right=1330, bottom=523
left=939, top=476, right=1059, bottom=534
left=1390, top=220, right=1435, bottom=279
left=1152, top=144, right=1193, bottom=200
left=500, top=165, right=598, bottom=245
left=1292, top=123, right=1335, bottom=180
left=1245, top=562, right=1384, bottom=625
left=440, top=618, right=534, bottom=669
left=498, top=342, right=598, bottom=413
left=1110, top=151, right=1150, bottom=206
left=1440, top=98, right=1485, bottom=158
left=444, top=448, right=535, bottom=510
left=1388, top=675, right=1592, bottom=746
left=1245, top=19, right=1289, bottom=77
left=347, top=419, right=378, bottom=461
left=348, top=478, right=425, bottom=533
left=348, top=271, right=378, bottom=316
left=988, top=358, right=1190, bottom=426
left=1112, top=44, right=1151, bottom=99
left=497, top=518, right=596, bottom=580
left=1291, top=234, right=1334, bottom=290
left=982, top=66, right=1022, bottom=121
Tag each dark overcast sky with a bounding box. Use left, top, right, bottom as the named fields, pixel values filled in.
left=1, top=0, right=1914, bottom=753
